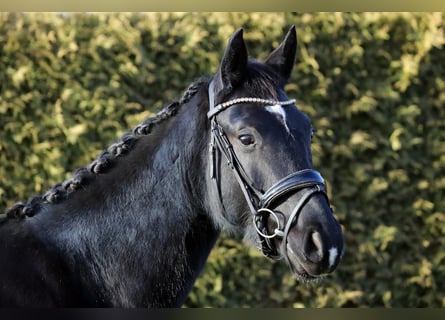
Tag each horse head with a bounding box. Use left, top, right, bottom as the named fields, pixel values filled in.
left=207, top=26, right=344, bottom=281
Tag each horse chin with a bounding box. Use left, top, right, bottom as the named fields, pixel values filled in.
left=286, top=245, right=325, bottom=285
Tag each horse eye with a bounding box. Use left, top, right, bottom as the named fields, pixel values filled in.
left=238, top=134, right=255, bottom=146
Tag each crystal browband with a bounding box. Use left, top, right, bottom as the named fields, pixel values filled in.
left=207, top=97, right=296, bottom=119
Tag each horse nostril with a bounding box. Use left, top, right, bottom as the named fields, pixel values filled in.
left=305, top=230, right=324, bottom=263
left=312, top=231, right=324, bottom=257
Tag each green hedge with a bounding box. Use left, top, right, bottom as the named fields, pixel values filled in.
left=0, top=12, right=443, bottom=307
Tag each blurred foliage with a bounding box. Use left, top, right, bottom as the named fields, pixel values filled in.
left=0, top=12, right=444, bottom=307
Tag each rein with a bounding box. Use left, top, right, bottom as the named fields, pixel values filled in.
left=207, top=80, right=329, bottom=261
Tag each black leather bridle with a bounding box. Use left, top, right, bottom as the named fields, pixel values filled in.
left=207, top=81, right=330, bottom=263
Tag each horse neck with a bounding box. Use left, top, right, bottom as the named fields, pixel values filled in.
left=31, top=95, right=220, bottom=307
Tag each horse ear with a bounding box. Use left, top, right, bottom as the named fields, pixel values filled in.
left=213, top=28, right=248, bottom=95
left=264, top=25, right=297, bottom=82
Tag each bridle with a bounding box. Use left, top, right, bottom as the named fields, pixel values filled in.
left=207, top=80, right=330, bottom=265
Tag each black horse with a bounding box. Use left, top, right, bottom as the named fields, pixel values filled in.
left=0, top=26, right=344, bottom=307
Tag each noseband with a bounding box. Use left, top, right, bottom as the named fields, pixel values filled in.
left=207, top=81, right=329, bottom=261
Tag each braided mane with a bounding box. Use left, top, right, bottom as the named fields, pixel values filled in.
left=5, top=78, right=208, bottom=219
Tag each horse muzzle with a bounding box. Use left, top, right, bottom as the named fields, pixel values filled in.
left=253, top=169, right=344, bottom=279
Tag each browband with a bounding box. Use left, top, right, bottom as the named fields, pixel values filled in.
left=207, top=97, right=296, bottom=119
left=207, top=80, right=296, bottom=119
